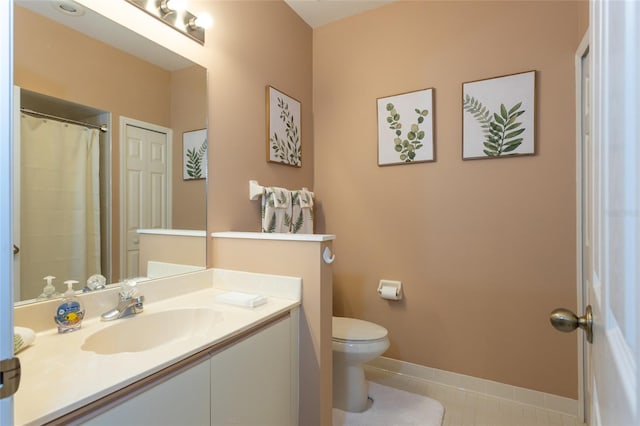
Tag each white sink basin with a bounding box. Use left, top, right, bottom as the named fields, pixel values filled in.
left=82, top=308, right=223, bottom=354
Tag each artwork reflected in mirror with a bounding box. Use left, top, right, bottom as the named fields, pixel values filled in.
left=13, top=3, right=208, bottom=303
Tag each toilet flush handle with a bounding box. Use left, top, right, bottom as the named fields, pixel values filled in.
left=322, top=247, right=335, bottom=264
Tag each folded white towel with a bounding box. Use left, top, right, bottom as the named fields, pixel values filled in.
left=14, top=326, right=35, bottom=354
left=214, top=291, right=267, bottom=308
left=296, top=189, right=314, bottom=209
left=269, top=187, right=291, bottom=209
left=262, top=187, right=293, bottom=233
left=291, top=189, right=314, bottom=233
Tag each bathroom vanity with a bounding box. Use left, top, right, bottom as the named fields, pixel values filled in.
left=212, top=232, right=335, bottom=426
left=13, top=269, right=301, bottom=425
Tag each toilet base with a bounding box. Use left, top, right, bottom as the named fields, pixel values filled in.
left=333, top=361, right=369, bottom=412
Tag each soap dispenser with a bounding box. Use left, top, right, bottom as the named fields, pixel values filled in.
left=37, top=275, right=59, bottom=299
left=54, top=280, right=85, bottom=334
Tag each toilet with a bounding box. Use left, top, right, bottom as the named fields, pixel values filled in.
left=332, top=316, right=390, bottom=412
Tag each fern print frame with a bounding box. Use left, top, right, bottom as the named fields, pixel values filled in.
left=182, top=128, right=207, bottom=180
left=462, top=71, right=535, bottom=160
left=377, top=88, right=435, bottom=166
left=266, top=86, right=302, bottom=167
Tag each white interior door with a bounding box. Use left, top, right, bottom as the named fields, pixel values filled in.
left=12, top=85, right=20, bottom=302
left=588, top=1, right=639, bottom=425
left=120, top=119, right=172, bottom=279
left=0, top=0, right=15, bottom=423
left=555, top=3, right=638, bottom=425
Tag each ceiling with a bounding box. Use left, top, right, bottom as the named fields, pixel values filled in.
left=284, top=0, right=396, bottom=28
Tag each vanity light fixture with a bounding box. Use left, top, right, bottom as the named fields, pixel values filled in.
left=159, top=0, right=187, bottom=16
left=125, top=0, right=209, bottom=45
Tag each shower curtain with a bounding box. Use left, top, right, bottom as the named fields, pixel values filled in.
left=20, top=114, right=101, bottom=300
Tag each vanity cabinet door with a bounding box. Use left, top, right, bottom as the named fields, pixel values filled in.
left=83, top=359, right=210, bottom=426
left=211, top=316, right=294, bottom=426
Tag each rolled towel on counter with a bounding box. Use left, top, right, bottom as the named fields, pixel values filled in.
left=14, top=326, right=35, bottom=354
left=214, top=291, right=267, bottom=308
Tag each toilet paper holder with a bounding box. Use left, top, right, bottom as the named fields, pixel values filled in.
left=377, top=280, right=402, bottom=300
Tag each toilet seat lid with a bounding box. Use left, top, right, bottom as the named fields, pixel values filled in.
left=333, top=316, right=388, bottom=341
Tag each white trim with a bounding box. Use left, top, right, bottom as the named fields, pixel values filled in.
left=575, top=28, right=590, bottom=425
left=211, top=231, right=336, bottom=242
left=119, top=116, right=173, bottom=279
left=368, top=356, right=579, bottom=416
left=137, top=229, right=206, bottom=237
left=99, top=111, right=113, bottom=282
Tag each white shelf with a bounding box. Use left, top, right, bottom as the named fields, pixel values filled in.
left=137, top=229, right=206, bottom=237
left=211, top=232, right=335, bottom=242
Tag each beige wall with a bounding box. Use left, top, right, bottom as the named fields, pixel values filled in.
left=313, top=1, right=587, bottom=398
left=171, top=65, right=207, bottom=230
left=14, top=7, right=207, bottom=280
left=138, top=234, right=206, bottom=276
left=188, top=0, right=586, bottom=401
left=205, top=1, right=313, bottom=237
left=14, top=0, right=589, bottom=403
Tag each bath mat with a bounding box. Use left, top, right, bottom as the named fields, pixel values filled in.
left=333, top=382, right=444, bottom=426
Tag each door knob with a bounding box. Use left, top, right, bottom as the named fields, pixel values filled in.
left=550, top=305, right=593, bottom=343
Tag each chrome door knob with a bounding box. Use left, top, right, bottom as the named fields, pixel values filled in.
left=549, top=305, right=593, bottom=343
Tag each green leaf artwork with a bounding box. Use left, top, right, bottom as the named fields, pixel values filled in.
left=463, top=95, right=526, bottom=157
left=292, top=211, right=304, bottom=233
left=186, top=138, right=207, bottom=178
left=270, top=97, right=301, bottom=167
left=385, top=103, right=429, bottom=163
left=264, top=213, right=276, bottom=233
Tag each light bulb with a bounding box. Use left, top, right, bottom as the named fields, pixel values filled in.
left=166, top=0, right=187, bottom=12
left=194, top=14, right=213, bottom=29
left=188, top=13, right=213, bottom=30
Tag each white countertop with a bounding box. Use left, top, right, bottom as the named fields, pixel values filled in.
left=14, top=270, right=300, bottom=425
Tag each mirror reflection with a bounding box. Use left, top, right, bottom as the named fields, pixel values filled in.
left=13, top=1, right=208, bottom=304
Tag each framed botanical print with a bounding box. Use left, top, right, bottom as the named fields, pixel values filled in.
left=462, top=70, right=535, bottom=160
left=266, top=86, right=301, bottom=167
left=183, top=128, right=207, bottom=180
left=377, top=88, right=435, bottom=166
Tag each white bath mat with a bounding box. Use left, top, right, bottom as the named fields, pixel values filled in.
left=333, top=382, right=444, bottom=426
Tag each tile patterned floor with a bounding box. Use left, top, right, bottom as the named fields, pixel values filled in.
left=365, top=366, right=585, bottom=426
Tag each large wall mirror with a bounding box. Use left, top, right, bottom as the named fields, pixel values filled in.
left=13, top=1, right=208, bottom=304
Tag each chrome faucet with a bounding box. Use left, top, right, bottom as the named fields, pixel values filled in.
left=101, top=294, right=145, bottom=321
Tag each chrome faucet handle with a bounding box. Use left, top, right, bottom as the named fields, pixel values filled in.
left=132, top=295, right=145, bottom=314
left=119, top=279, right=138, bottom=300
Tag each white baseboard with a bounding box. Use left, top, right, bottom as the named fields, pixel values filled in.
left=367, top=356, right=578, bottom=416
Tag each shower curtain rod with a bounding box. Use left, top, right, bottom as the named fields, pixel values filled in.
left=20, top=108, right=108, bottom=133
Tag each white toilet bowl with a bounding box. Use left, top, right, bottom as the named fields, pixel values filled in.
left=332, top=316, right=390, bottom=412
